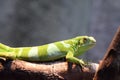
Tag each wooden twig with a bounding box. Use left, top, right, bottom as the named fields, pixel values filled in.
left=93, top=26, right=120, bottom=80
left=0, top=59, right=98, bottom=80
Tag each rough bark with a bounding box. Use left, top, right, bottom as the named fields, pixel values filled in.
left=93, top=26, right=120, bottom=80
left=0, top=59, right=98, bottom=80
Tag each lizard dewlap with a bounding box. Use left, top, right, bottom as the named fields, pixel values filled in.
left=0, top=36, right=96, bottom=66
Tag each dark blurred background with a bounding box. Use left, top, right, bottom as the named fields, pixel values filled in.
left=0, top=0, right=119, bottom=62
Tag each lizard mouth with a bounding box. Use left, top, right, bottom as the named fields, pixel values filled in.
left=80, top=43, right=95, bottom=47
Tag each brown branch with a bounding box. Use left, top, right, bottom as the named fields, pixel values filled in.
left=93, top=26, right=120, bottom=80
left=0, top=59, right=98, bottom=80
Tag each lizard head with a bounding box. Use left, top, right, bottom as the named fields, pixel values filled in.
left=73, top=36, right=96, bottom=54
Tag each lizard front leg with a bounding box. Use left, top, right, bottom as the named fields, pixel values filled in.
left=66, top=51, right=86, bottom=70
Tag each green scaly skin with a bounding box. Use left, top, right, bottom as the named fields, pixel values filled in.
left=0, top=36, right=96, bottom=66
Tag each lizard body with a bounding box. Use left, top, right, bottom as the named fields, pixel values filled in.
left=0, top=36, right=96, bottom=65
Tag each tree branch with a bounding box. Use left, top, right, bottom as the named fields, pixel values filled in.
left=94, top=26, right=120, bottom=80
left=0, top=59, right=98, bottom=80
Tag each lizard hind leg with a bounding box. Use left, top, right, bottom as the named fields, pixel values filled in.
left=0, top=52, right=16, bottom=59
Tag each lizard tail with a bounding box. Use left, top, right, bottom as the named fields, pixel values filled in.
left=0, top=43, right=11, bottom=52
left=0, top=43, right=16, bottom=59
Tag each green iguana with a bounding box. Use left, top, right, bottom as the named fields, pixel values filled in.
left=0, top=36, right=96, bottom=66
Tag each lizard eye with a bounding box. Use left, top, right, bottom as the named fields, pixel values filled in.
left=83, top=38, right=88, bottom=43
left=78, top=38, right=88, bottom=46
